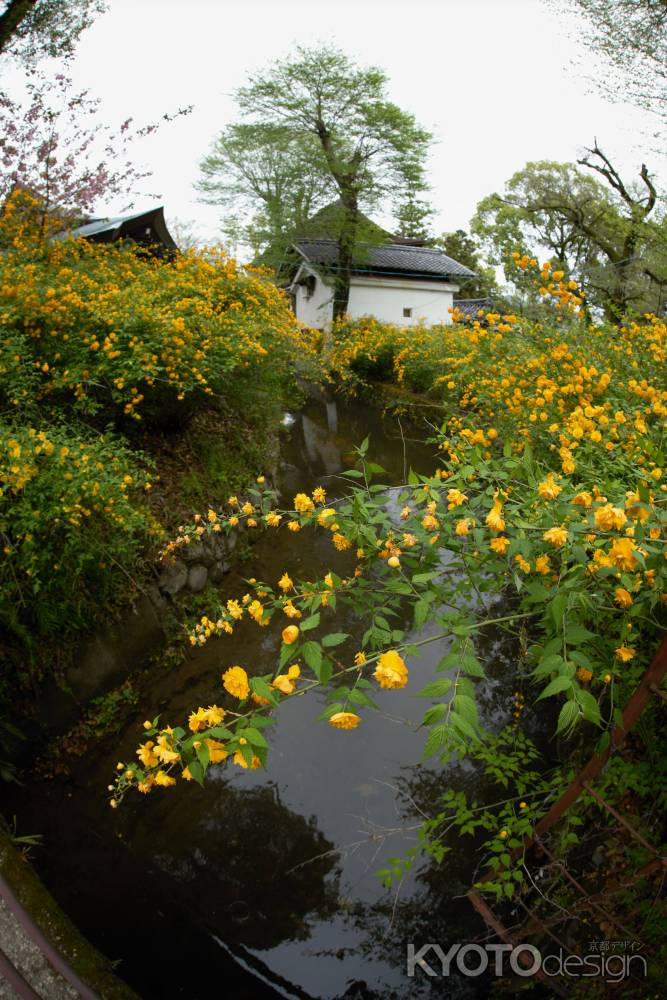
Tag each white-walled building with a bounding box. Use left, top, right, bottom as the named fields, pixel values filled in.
left=289, top=238, right=475, bottom=329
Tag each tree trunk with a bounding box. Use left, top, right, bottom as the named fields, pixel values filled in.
left=332, top=192, right=358, bottom=321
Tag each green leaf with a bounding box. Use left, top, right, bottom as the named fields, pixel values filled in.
left=414, top=600, right=430, bottom=629
left=318, top=701, right=343, bottom=721
left=451, top=712, right=479, bottom=741
left=576, top=690, right=601, bottom=727
left=321, top=632, right=349, bottom=647
left=206, top=725, right=233, bottom=740
left=412, top=571, right=440, bottom=585
left=300, top=613, right=320, bottom=632
left=538, top=675, right=574, bottom=700
left=348, top=688, right=378, bottom=709
left=422, top=704, right=447, bottom=726
left=186, top=759, right=205, bottom=787
left=358, top=435, right=370, bottom=456
left=423, top=724, right=448, bottom=759
left=564, top=624, right=596, bottom=645
left=557, top=700, right=581, bottom=735
left=243, top=726, right=269, bottom=749
left=417, top=678, right=453, bottom=698
left=302, top=640, right=322, bottom=673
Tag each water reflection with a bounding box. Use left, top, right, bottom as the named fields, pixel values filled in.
left=8, top=396, right=549, bottom=999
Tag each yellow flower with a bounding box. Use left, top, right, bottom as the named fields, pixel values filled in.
left=222, top=665, right=250, bottom=700
left=136, top=740, right=158, bottom=768
left=278, top=572, right=293, bottom=591
left=387, top=555, right=400, bottom=567
left=615, top=644, right=635, bottom=663
left=154, top=735, right=180, bottom=764
left=374, top=650, right=408, bottom=689
left=447, top=488, right=468, bottom=509
left=317, top=508, right=336, bottom=526
left=354, top=651, right=367, bottom=666
left=265, top=511, right=281, bottom=527
left=312, top=486, right=326, bottom=503
left=205, top=738, right=228, bottom=763
left=486, top=500, right=505, bottom=534
left=241, top=502, right=254, bottom=515
left=534, top=554, right=551, bottom=575
left=543, top=525, right=568, bottom=547
left=154, top=770, right=176, bottom=787
left=514, top=553, right=531, bottom=573
left=538, top=475, right=562, bottom=500
left=282, top=624, right=300, bottom=645
left=233, top=749, right=261, bottom=769
left=421, top=514, right=439, bottom=531
left=572, top=491, right=593, bottom=508
left=288, top=520, right=301, bottom=532
left=273, top=673, right=296, bottom=695
left=490, top=536, right=510, bottom=555
left=293, top=492, right=315, bottom=513
left=614, top=587, right=633, bottom=608
left=400, top=506, right=411, bottom=520
left=329, top=711, right=361, bottom=730
left=608, top=537, right=638, bottom=571
left=455, top=518, right=470, bottom=536
left=576, top=667, right=593, bottom=683
left=332, top=533, right=351, bottom=551
left=594, top=504, right=627, bottom=532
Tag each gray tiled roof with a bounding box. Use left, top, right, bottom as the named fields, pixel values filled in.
left=295, top=238, right=476, bottom=281
left=452, top=297, right=494, bottom=318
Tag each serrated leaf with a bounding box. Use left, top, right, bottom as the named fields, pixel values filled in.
left=423, top=725, right=448, bottom=759
left=300, top=613, right=320, bottom=632
left=302, top=640, right=322, bottom=672
left=242, top=726, right=269, bottom=748
left=417, top=679, right=453, bottom=698
left=321, top=632, right=349, bottom=647
left=557, top=700, right=581, bottom=734
left=538, top=675, right=574, bottom=700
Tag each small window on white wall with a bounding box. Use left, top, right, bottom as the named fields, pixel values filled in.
left=403, top=307, right=412, bottom=318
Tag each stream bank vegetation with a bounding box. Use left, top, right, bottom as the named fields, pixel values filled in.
left=0, top=189, right=316, bottom=749
left=112, top=258, right=665, bottom=992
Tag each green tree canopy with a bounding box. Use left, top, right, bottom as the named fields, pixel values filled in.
left=198, top=44, right=433, bottom=317
left=434, top=229, right=498, bottom=300
left=471, top=152, right=667, bottom=320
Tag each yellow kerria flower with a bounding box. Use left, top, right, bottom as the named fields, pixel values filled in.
left=317, top=508, right=337, bottom=526
left=486, top=500, right=505, bottom=534
left=329, top=711, right=362, bottom=730
left=294, top=492, right=315, bottom=513
left=447, top=488, right=468, bottom=509
left=154, top=770, right=176, bottom=787
left=608, top=537, right=638, bottom=571
left=514, top=553, right=531, bottom=573
left=615, top=643, right=635, bottom=662
left=222, top=665, right=250, bottom=700
left=312, top=486, right=326, bottom=503
left=543, top=525, right=568, bottom=547
left=354, top=651, right=367, bottom=666
left=455, top=518, right=470, bottom=536
left=278, top=572, right=293, bottom=591
left=572, top=491, right=593, bottom=508
left=537, top=475, right=562, bottom=500
left=374, top=650, right=408, bottom=689
left=594, top=504, right=627, bottom=532
left=282, top=624, right=300, bottom=645
left=233, top=749, right=261, bottom=769
left=205, top=738, right=228, bottom=763
left=490, top=536, right=510, bottom=555
left=266, top=511, right=281, bottom=527
left=136, top=740, right=158, bottom=768
left=614, top=587, right=633, bottom=608
left=534, top=554, right=551, bottom=575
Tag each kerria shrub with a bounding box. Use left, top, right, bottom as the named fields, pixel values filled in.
left=0, top=420, right=159, bottom=648
left=0, top=190, right=316, bottom=432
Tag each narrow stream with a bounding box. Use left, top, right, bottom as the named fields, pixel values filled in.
left=6, top=397, right=552, bottom=999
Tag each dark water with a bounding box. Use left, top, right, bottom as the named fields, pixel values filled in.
left=6, top=397, right=551, bottom=999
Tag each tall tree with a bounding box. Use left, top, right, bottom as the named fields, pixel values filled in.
left=0, top=0, right=105, bottom=63
left=197, top=124, right=334, bottom=268
left=554, top=0, right=667, bottom=126
left=199, top=45, right=432, bottom=318
left=472, top=152, right=666, bottom=319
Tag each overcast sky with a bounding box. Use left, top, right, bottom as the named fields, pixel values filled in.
left=16, top=0, right=667, bottom=249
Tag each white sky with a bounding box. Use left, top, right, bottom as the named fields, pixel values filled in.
left=9, top=0, right=666, bottom=250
